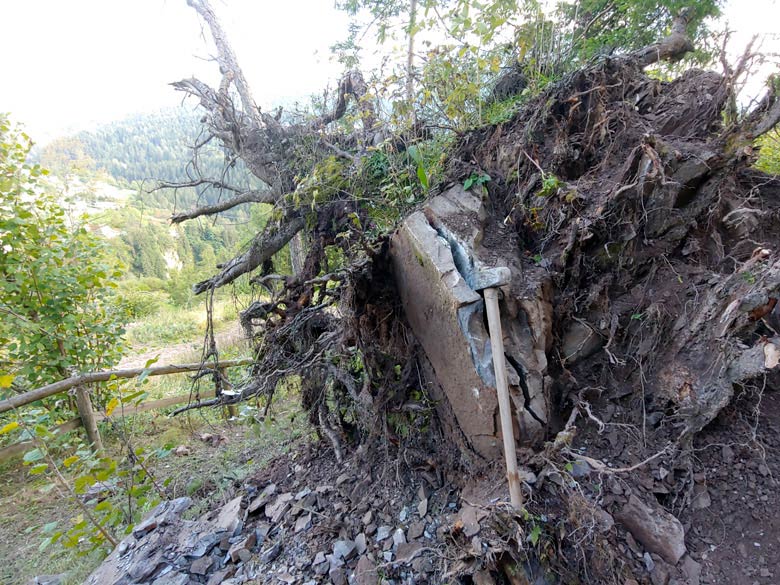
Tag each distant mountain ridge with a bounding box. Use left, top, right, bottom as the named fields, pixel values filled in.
left=37, top=108, right=265, bottom=211
left=31, top=109, right=271, bottom=284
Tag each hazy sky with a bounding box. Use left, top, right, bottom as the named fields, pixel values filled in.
left=1, top=0, right=351, bottom=142
left=1, top=0, right=778, bottom=143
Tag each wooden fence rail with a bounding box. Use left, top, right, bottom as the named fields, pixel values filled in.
left=0, top=359, right=253, bottom=415
left=0, top=358, right=253, bottom=461
left=0, top=389, right=223, bottom=462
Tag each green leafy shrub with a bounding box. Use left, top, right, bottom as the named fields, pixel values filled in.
left=0, top=115, right=127, bottom=389
left=116, top=278, right=171, bottom=319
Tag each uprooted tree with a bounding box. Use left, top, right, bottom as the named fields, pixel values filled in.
left=165, top=0, right=780, bottom=579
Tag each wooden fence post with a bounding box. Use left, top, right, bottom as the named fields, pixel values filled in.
left=220, top=367, right=239, bottom=419
left=74, top=384, right=103, bottom=454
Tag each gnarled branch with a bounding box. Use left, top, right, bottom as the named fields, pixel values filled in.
left=630, top=8, right=694, bottom=67
left=170, top=189, right=275, bottom=223
left=171, top=77, right=283, bottom=190
left=193, top=213, right=306, bottom=294
left=175, top=0, right=385, bottom=294
left=309, top=70, right=376, bottom=144
left=185, top=0, right=264, bottom=130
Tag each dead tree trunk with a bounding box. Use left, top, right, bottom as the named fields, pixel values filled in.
left=169, top=0, right=379, bottom=296
left=75, top=384, right=103, bottom=454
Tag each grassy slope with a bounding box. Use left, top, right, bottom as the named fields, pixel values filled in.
left=0, top=304, right=309, bottom=585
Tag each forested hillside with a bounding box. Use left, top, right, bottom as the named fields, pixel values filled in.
left=32, top=109, right=273, bottom=311
left=36, top=108, right=264, bottom=211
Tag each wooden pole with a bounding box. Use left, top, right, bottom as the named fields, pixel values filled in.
left=0, top=358, right=252, bottom=414
left=74, top=384, right=103, bottom=454
left=484, top=287, right=524, bottom=510
left=0, top=390, right=219, bottom=463
left=220, top=366, right=239, bottom=419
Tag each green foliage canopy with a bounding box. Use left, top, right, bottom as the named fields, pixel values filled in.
left=336, top=0, right=723, bottom=131
left=556, top=0, right=722, bottom=62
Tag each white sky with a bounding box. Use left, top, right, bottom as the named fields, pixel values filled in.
left=1, top=0, right=778, bottom=144
left=0, top=0, right=351, bottom=142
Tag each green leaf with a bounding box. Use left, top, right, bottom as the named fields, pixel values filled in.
left=94, top=469, right=112, bottom=482
left=416, top=165, right=429, bottom=190
left=29, top=463, right=48, bottom=475
left=121, top=390, right=147, bottom=405
left=95, top=500, right=112, bottom=512
left=74, top=474, right=96, bottom=493
left=407, top=145, right=422, bottom=165
left=63, top=455, right=80, bottom=468
left=463, top=176, right=474, bottom=190
left=528, top=523, right=542, bottom=546
left=23, top=448, right=44, bottom=463
left=41, top=521, right=59, bottom=534
left=137, top=367, right=155, bottom=385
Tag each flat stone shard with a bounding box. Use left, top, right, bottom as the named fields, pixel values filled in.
left=215, top=496, right=244, bottom=536
left=86, top=496, right=201, bottom=585
left=561, top=320, right=604, bottom=364
left=391, top=185, right=553, bottom=457
left=458, top=504, right=486, bottom=538
left=27, top=576, right=65, bottom=585
left=354, top=556, right=378, bottom=585
left=189, top=556, right=213, bottom=575
left=616, top=495, right=687, bottom=565
left=151, top=573, right=189, bottom=585
left=391, top=208, right=499, bottom=458
left=248, top=483, right=277, bottom=514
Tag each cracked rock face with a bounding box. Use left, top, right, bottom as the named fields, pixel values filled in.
left=391, top=185, right=553, bottom=459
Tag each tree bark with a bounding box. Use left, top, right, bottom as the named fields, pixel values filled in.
left=74, top=384, right=103, bottom=454
left=193, top=214, right=306, bottom=294
left=0, top=358, right=252, bottom=414
left=629, top=8, right=694, bottom=67
left=170, top=189, right=274, bottom=224
left=406, top=0, right=418, bottom=111
left=169, top=0, right=380, bottom=294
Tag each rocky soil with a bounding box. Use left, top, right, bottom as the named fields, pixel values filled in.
left=685, top=386, right=780, bottom=584
left=83, top=376, right=779, bottom=585
left=85, top=443, right=498, bottom=585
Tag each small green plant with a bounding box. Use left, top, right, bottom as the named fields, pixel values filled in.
left=407, top=145, right=429, bottom=190
left=528, top=522, right=542, bottom=545
left=536, top=174, right=562, bottom=197
left=520, top=508, right=548, bottom=547
left=463, top=172, right=491, bottom=191
left=482, top=94, right=526, bottom=125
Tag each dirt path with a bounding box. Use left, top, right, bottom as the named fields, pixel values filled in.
left=119, top=322, right=248, bottom=369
